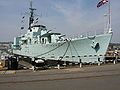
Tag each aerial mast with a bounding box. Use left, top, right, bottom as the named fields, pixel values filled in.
left=108, top=0, right=112, bottom=33
left=97, top=0, right=112, bottom=34
left=29, top=0, right=36, bottom=31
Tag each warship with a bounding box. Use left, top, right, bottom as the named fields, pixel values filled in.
left=12, top=1, right=112, bottom=67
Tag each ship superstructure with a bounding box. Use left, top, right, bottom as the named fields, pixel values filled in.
left=12, top=1, right=112, bottom=66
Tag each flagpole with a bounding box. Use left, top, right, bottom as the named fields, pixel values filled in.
left=108, top=0, right=111, bottom=28
left=108, top=0, right=112, bottom=33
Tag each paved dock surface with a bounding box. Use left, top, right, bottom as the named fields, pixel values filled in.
left=0, top=64, right=120, bottom=90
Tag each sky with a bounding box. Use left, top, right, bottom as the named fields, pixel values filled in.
left=0, top=0, right=120, bottom=43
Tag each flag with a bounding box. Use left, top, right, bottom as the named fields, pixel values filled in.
left=97, top=0, right=108, bottom=8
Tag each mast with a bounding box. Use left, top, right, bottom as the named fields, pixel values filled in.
left=108, top=0, right=112, bottom=33
left=29, top=0, right=36, bottom=31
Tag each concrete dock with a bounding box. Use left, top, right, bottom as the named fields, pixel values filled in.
left=0, top=63, right=120, bottom=90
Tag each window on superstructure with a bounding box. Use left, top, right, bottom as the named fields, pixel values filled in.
left=29, top=39, right=31, bottom=44
left=24, top=40, right=27, bottom=44
left=42, top=38, right=44, bottom=43
left=44, top=39, right=46, bottom=44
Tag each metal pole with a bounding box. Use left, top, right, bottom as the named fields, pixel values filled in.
left=108, top=0, right=112, bottom=33
left=114, top=50, right=118, bottom=64
left=98, top=57, right=101, bottom=66
left=57, top=60, right=60, bottom=69
left=32, top=57, right=35, bottom=71
left=104, top=14, right=107, bottom=34
left=79, top=59, right=82, bottom=68
left=108, top=0, right=111, bottom=29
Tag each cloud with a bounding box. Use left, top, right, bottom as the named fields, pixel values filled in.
left=51, top=0, right=104, bottom=35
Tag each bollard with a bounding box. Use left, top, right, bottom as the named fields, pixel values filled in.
left=80, top=63, right=82, bottom=68
left=57, top=64, right=60, bottom=69
left=79, top=59, right=82, bottom=68
left=31, top=57, right=36, bottom=71
left=98, top=61, right=101, bottom=66
left=32, top=66, right=35, bottom=71
left=57, top=60, right=60, bottom=69
left=113, top=60, right=116, bottom=64
left=98, top=57, right=101, bottom=66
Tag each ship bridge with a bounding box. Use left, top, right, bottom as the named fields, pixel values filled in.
left=40, top=33, right=61, bottom=43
